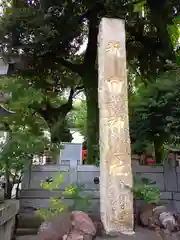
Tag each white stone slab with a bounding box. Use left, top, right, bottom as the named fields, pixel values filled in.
left=59, top=143, right=82, bottom=163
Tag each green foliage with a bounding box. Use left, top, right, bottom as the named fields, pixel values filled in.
left=94, top=158, right=100, bottom=167
left=0, top=0, right=179, bottom=166
left=131, top=177, right=160, bottom=204
left=130, top=70, right=180, bottom=159
left=133, top=0, right=146, bottom=13
left=64, top=184, right=92, bottom=211
left=74, top=100, right=87, bottom=138
left=168, top=23, right=180, bottom=48
left=0, top=76, right=61, bottom=197
left=36, top=172, right=92, bottom=220
left=0, top=76, right=60, bottom=155
left=168, top=16, right=180, bottom=51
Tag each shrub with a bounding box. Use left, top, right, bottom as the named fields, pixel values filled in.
left=131, top=177, right=160, bottom=204
left=36, top=171, right=92, bottom=220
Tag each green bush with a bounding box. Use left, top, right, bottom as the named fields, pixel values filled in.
left=130, top=177, right=161, bottom=204
left=36, top=171, right=92, bottom=220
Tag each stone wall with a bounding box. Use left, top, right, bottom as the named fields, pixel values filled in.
left=19, top=160, right=180, bottom=214
left=20, top=162, right=100, bottom=214
left=0, top=200, right=19, bottom=240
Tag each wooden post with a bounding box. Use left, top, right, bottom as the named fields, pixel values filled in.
left=98, top=18, right=134, bottom=235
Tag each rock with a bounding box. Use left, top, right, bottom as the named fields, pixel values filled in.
left=71, top=211, right=96, bottom=238
left=138, top=204, right=180, bottom=234
left=138, top=204, right=157, bottom=227
left=62, top=229, right=84, bottom=240
left=90, top=215, right=104, bottom=236
left=159, top=212, right=176, bottom=232
left=153, top=206, right=180, bottom=232
left=37, top=211, right=72, bottom=240
left=174, top=214, right=180, bottom=231
left=37, top=211, right=96, bottom=240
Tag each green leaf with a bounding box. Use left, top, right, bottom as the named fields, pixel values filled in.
left=133, top=0, right=146, bottom=13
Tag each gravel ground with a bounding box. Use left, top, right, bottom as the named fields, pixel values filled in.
left=15, top=227, right=180, bottom=240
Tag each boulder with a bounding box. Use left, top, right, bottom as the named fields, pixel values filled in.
left=71, top=211, right=96, bottom=237
left=62, top=229, right=84, bottom=240
left=138, top=203, right=157, bottom=227
left=37, top=211, right=72, bottom=240
left=138, top=204, right=180, bottom=233
left=90, top=215, right=104, bottom=236
left=37, top=211, right=96, bottom=240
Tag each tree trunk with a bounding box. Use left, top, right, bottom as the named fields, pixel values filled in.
left=83, top=71, right=99, bottom=164
left=153, top=137, right=164, bottom=164
left=4, top=160, right=13, bottom=199
left=50, top=117, right=72, bottom=144
left=15, top=175, right=22, bottom=199
left=5, top=181, right=13, bottom=199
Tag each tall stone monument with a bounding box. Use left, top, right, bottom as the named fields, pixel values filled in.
left=98, top=18, right=134, bottom=235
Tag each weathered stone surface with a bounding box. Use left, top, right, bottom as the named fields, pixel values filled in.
left=161, top=192, right=172, bottom=200
left=20, top=198, right=100, bottom=215
left=37, top=212, right=72, bottom=240
left=138, top=204, right=180, bottom=234
left=36, top=211, right=96, bottom=240
left=18, top=214, right=43, bottom=229
left=60, top=143, right=82, bottom=164
left=90, top=215, right=104, bottom=236
left=62, top=229, right=84, bottom=240
left=71, top=211, right=96, bottom=237
left=0, top=200, right=19, bottom=240
left=96, top=227, right=180, bottom=240
left=133, top=166, right=164, bottom=173
left=137, top=173, right=165, bottom=191
left=0, top=188, right=4, bottom=203
left=138, top=204, right=157, bottom=227
left=16, top=228, right=180, bottom=240
left=19, top=162, right=180, bottom=219
left=173, top=193, right=180, bottom=201
left=16, top=235, right=38, bottom=240
left=98, top=17, right=133, bottom=235
left=164, top=161, right=178, bottom=192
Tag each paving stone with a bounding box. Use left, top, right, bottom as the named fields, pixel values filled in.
left=96, top=227, right=179, bottom=240
left=15, top=227, right=180, bottom=240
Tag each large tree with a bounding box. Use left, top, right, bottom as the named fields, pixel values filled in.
left=0, top=76, right=60, bottom=198
left=130, top=70, right=180, bottom=162
left=0, top=0, right=179, bottom=163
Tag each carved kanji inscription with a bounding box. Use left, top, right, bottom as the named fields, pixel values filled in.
left=98, top=18, right=134, bottom=234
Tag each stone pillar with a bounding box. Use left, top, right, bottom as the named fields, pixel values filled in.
left=98, top=18, right=134, bottom=235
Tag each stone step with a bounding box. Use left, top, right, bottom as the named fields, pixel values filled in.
left=16, top=228, right=37, bottom=236
left=17, top=214, right=43, bottom=229
left=15, top=235, right=37, bottom=240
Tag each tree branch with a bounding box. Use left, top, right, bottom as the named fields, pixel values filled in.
left=132, top=0, right=146, bottom=5
left=67, top=88, right=74, bottom=105
left=83, top=9, right=99, bottom=67
left=58, top=57, right=83, bottom=75
left=75, top=84, right=84, bottom=90
left=32, top=87, right=75, bottom=124
left=73, top=89, right=83, bottom=98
